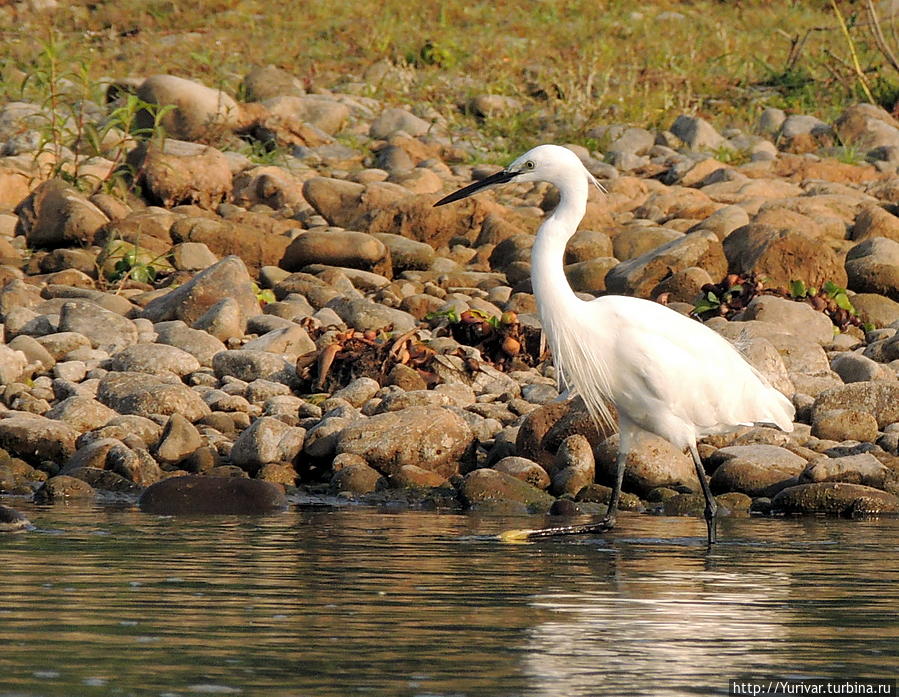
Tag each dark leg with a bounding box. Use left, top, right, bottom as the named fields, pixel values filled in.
left=689, top=444, right=717, bottom=545
left=498, top=451, right=625, bottom=542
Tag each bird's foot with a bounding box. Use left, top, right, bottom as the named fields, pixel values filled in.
left=497, top=515, right=616, bottom=543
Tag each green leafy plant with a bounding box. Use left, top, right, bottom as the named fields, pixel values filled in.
left=99, top=237, right=171, bottom=290
left=17, top=32, right=175, bottom=197
left=252, top=283, right=276, bottom=305
left=710, top=144, right=752, bottom=166
left=694, top=274, right=864, bottom=332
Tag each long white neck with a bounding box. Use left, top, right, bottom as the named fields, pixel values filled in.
left=529, top=173, right=615, bottom=430
left=530, top=175, right=588, bottom=323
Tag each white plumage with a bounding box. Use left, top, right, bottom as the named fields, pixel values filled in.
left=435, top=144, right=795, bottom=544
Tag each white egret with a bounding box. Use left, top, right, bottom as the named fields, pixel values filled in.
left=434, top=144, right=795, bottom=545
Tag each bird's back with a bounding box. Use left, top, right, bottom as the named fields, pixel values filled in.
left=577, top=296, right=795, bottom=447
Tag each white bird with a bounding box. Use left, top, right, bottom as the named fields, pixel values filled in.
left=434, top=144, right=795, bottom=545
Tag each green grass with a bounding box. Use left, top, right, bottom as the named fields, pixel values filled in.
left=1, top=0, right=897, bottom=166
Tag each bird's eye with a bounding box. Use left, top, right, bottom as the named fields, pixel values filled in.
left=525, top=161, right=535, bottom=170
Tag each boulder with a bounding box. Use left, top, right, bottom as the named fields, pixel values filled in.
left=57, top=301, right=138, bottom=353
left=230, top=416, right=305, bottom=473
left=97, top=372, right=211, bottom=421
left=136, top=74, right=241, bottom=141
left=155, top=413, right=203, bottom=464
left=772, top=482, right=899, bottom=514
left=107, top=343, right=201, bottom=377
left=800, top=454, right=889, bottom=488
left=330, top=462, right=385, bottom=495
left=168, top=216, right=293, bottom=271
left=460, top=468, right=555, bottom=511
left=212, top=350, right=296, bottom=384
left=369, top=107, right=431, bottom=138
left=240, top=65, right=305, bottom=102
left=595, top=432, right=700, bottom=495
left=811, top=408, right=879, bottom=442
left=142, top=256, right=260, bottom=325
left=851, top=205, right=899, bottom=243
left=335, top=406, right=473, bottom=477
left=281, top=229, right=391, bottom=277
left=492, top=457, right=551, bottom=489
left=15, top=179, right=109, bottom=248
left=0, top=504, right=29, bottom=532
left=813, top=382, right=899, bottom=429
left=0, top=345, right=28, bottom=386
left=0, top=413, right=80, bottom=463
left=139, top=475, right=288, bottom=515
left=34, top=474, right=95, bottom=502
left=44, top=396, right=118, bottom=433
left=738, top=296, right=834, bottom=345
left=670, top=114, right=726, bottom=150
left=605, top=231, right=727, bottom=297
left=129, top=139, right=232, bottom=208
left=723, top=224, right=848, bottom=288
left=845, top=237, right=899, bottom=300
left=262, top=95, right=349, bottom=134
left=153, top=321, right=226, bottom=367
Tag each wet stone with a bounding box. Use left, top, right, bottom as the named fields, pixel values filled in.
left=139, top=475, right=288, bottom=515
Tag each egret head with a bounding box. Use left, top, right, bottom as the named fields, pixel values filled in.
left=434, top=144, right=604, bottom=207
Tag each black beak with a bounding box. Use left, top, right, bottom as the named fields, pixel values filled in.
left=433, top=168, right=519, bottom=206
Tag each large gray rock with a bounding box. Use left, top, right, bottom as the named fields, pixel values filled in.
left=605, top=231, right=727, bottom=297
left=97, top=372, right=211, bottom=421
left=834, top=103, right=899, bottom=151
left=153, top=321, right=227, bottom=367
left=155, top=413, right=203, bottom=464
left=137, top=74, right=240, bottom=141
left=326, top=296, right=417, bottom=332
left=851, top=205, right=899, bottom=244
left=0, top=413, right=80, bottom=463
left=772, top=482, right=899, bottom=514
left=813, top=382, right=899, bottom=429
left=738, top=296, right=834, bottom=345
left=670, top=114, right=726, bottom=150
left=800, top=454, right=889, bottom=488
left=212, top=350, right=296, bottom=384
left=15, top=178, right=109, bottom=248
left=709, top=445, right=807, bottom=497
left=107, top=343, right=201, bottom=377
left=369, top=107, right=431, bottom=138
left=142, top=256, right=261, bottom=325
left=263, top=95, right=349, bottom=134
left=34, top=474, right=95, bottom=502
left=460, top=468, right=555, bottom=512
left=335, top=406, right=473, bottom=477
left=0, top=345, right=28, bottom=386
left=242, top=324, right=316, bottom=358
left=845, top=237, right=899, bottom=300
left=373, top=233, right=436, bottom=272
left=595, top=432, right=700, bottom=495
left=44, top=396, right=118, bottom=433
left=58, top=301, right=138, bottom=353
left=240, top=65, right=305, bottom=102
left=192, top=297, right=246, bottom=342
left=130, top=139, right=232, bottom=208
left=811, top=408, right=879, bottom=442
left=230, top=416, right=305, bottom=473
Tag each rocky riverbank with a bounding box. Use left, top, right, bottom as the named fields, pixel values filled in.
left=1, top=68, right=899, bottom=522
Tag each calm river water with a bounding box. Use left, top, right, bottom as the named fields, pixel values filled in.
left=0, top=503, right=896, bottom=697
